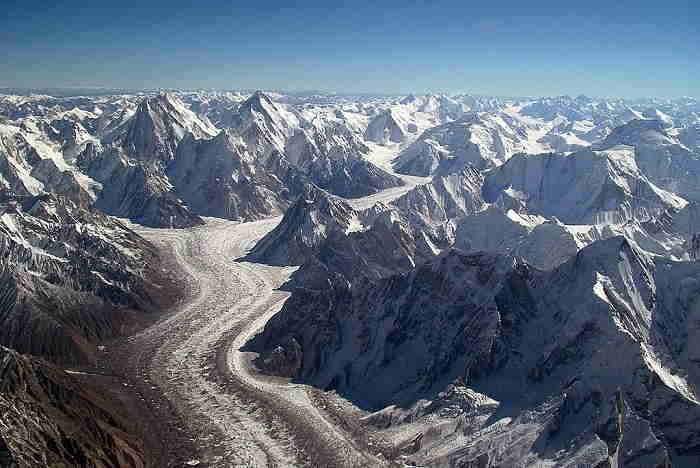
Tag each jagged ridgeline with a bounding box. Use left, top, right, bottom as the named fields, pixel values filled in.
left=0, top=193, right=178, bottom=364
left=240, top=94, right=700, bottom=466
left=248, top=239, right=698, bottom=466
left=76, top=92, right=403, bottom=227
left=2, top=89, right=700, bottom=467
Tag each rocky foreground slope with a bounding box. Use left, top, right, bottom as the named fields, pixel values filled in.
left=0, top=346, right=146, bottom=468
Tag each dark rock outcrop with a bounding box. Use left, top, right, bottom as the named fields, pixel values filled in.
left=0, top=346, right=146, bottom=468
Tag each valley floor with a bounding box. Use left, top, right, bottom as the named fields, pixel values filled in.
left=104, top=146, right=420, bottom=467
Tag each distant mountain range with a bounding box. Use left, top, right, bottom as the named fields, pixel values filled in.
left=2, top=89, right=700, bottom=467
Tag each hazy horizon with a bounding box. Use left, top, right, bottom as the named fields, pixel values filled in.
left=0, top=86, right=697, bottom=101
left=2, top=1, right=697, bottom=98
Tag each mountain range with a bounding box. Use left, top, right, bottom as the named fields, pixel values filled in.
left=2, top=89, right=700, bottom=467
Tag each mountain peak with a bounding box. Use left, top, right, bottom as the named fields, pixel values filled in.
left=120, top=93, right=217, bottom=160
left=593, top=118, right=674, bottom=150
left=247, top=184, right=358, bottom=265
left=243, top=90, right=276, bottom=112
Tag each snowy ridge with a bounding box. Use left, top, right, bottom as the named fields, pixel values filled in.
left=3, top=89, right=700, bottom=466
left=251, top=238, right=700, bottom=466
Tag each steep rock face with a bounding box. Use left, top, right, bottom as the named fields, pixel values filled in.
left=510, top=238, right=700, bottom=465
left=254, top=168, right=488, bottom=289
left=247, top=185, right=358, bottom=266
left=250, top=170, right=484, bottom=287
left=312, top=155, right=403, bottom=198
left=679, top=124, right=700, bottom=151
left=454, top=207, right=537, bottom=254
left=454, top=205, right=700, bottom=271
left=250, top=249, right=524, bottom=409
left=168, top=130, right=293, bottom=221
left=0, top=123, right=97, bottom=205
left=286, top=208, right=435, bottom=289
left=250, top=238, right=700, bottom=465
left=389, top=167, right=485, bottom=251
left=230, top=92, right=404, bottom=198
left=95, top=99, right=139, bottom=138
left=285, top=119, right=369, bottom=167
left=392, top=166, right=485, bottom=224
left=77, top=93, right=214, bottom=227
left=105, top=92, right=217, bottom=163
left=285, top=121, right=404, bottom=198
left=43, top=117, right=99, bottom=162
left=181, top=91, right=245, bottom=129
left=78, top=142, right=204, bottom=228
left=512, top=219, right=582, bottom=270
left=364, top=109, right=410, bottom=144
left=0, top=194, right=169, bottom=364
left=595, top=119, right=700, bottom=203
left=200, top=92, right=404, bottom=205
left=83, top=94, right=293, bottom=227
left=482, top=148, right=685, bottom=224
left=76, top=90, right=402, bottom=228
left=642, top=108, right=675, bottom=128
left=0, top=129, right=44, bottom=196
left=227, top=91, right=300, bottom=162
left=0, top=346, right=146, bottom=468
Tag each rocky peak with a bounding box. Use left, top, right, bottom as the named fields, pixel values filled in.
left=364, top=109, right=408, bottom=144
left=118, top=93, right=216, bottom=162
left=246, top=185, right=358, bottom=265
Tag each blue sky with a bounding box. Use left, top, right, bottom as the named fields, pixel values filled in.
left=1, top=0, right=697, bottom=97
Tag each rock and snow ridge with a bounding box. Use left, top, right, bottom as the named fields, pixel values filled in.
left=78, top=91, right=404, bottom=227
left=250, top=238, right=700, bottom=467
left=393, top=112, right=536, bottom=176
left=0, top=192, right=175, bottom=364
left=3, top=89, right=700, bottom=467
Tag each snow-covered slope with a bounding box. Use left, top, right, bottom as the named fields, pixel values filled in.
left=246, top=184, right=359, bottom=266
left=249, top=167, right=485, bottom=287
left=104, top=92, right=217, bottom=160
left=5, top=88, right=700, bottom=467
left=76, top=93, right=213, bottom=227
left=285, top=117, right=404, bottom=197
left=249, top=238, right=700, bottom=466
left=594, top=119, right=700, bottom=203
left=679, top=124, right=700, bottom=151
left=393, top=113, right=533, bottom=176
left=482, top=147, right=686, bottom=224
left=0, top=122, right=99, bottom=204
left=168, top=129, right=294, bottom=221
left=392, top=167, right=485, bottom=223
